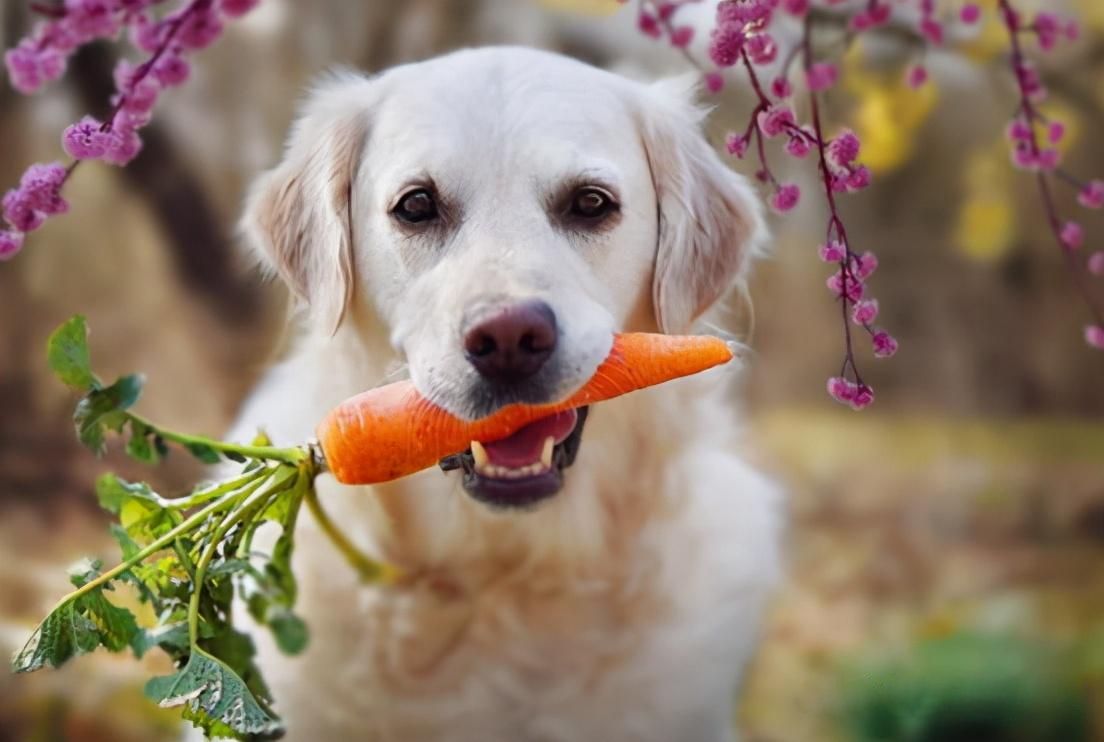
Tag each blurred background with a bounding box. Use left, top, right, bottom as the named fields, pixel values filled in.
left=1, top=0, right=1102, bottom=740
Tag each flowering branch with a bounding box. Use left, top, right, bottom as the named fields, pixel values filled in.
left=0, top=0, right=259, bottom=259
left=995, top=0, right=1104, bottom=348
left=630, top=0, right=1104, bottom=407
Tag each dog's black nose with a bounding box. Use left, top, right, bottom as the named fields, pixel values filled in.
left=463, top=300, right=557, bottom=383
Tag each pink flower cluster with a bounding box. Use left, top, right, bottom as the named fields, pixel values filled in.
left=0, top=0, right=259, bottom=260
left=994, top=0, right=1104, bottom=349
left=1, top=163, right=68, bottom=258
left=631, top=0, right=1104, bottom=408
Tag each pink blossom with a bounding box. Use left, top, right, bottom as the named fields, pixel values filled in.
left=17, top=163, right=68, bottom=216
left=4, top=41, right=66, bottom=94
left=846, top=166, right=872, bottom=191
left=220, top=0, right=261, bottom=17
left=130, top=14, right=168, bottom=52
left=1010, top=142, right=1036, bottom=170
left=656, top=2, right=677, bottom=21
left=1064, top=19, right=1081, bottom=41
left=120, top=77, right=161, bottom=114
left=1087, top=252, right=1104, bottom=276
left=872, top=330, right=898, bottom=358
left=708, top=23, right=745, bottom=67
left=850, top=11, right=874, bottom=31
left=1006, top=119, right=1032, bottom=142
left=638, top=11, right=662, bottom=39
left=827, top=377, right=875, bottom=409
left=827, top=130, right=861, bottom=168
left=717, top=0, right=773, bottom=25
left=2, top=162, right=68, bottom=233
left=62, top=116, right=110, bottom=160
left=1085, top=325, right=1104, bottom=350
left=906, top=64, right=929, bottom=89
left=852, top=299, right=879, bottom=325
left=1077, top=180, right=1104, bottom=210
left=960, top=4, right=981, bottom=24
left=178, top=7, right=224, bottom=49
left=1016, top=61, right=1046, bottom=102
left=670, top=26, right=695, bottom=48
left=1060, top=221, right=1084, bottom=250
left=806, top=62, right=838, bottom=92
left=920, top=18, right=944, bottom=45
left=102, top=127, right=144, bottom=166
left=704, top=72, right=725, bottom=93
left=850, top=384, right=875, bottom=409
left=1046, top=121, right=1065, bottom=144
left=1036, top=148, right=1059, bottom=171
left=827, top=270, right=865, bottom=302
left=2, top=195, right=43, bottom=232
left=725, top=132, right=749, bottom=158
left=771, top=183, right=801, bottom=213
left=65, top=0, right=122, bottom=41
left=153, top=54, right=190, bottom=87
left=1034, top=12, right=1061, bottom=51
left=826, top=376, right=856, bottom=404
left=757, top=104, right=796, bottom=138
left=781, top=0, right=808, bottom=16
left=818, top=240, right=846, bottom=262
left=745, top=32, right=778, bottom=64
left=854, top=250, right=879, bottom=279
left=771, top=76, right=792, bottom=99
left=785, top=132, right=811, bottom=158
left=0, top=230, right=24, bottom=260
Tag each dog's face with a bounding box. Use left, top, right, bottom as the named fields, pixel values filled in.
left=246, top=48, right=764, bottom=509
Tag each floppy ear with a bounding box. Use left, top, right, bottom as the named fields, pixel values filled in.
left=639, top=76, right=767, bottom=334
left=242, top=72, right=376, bottom=332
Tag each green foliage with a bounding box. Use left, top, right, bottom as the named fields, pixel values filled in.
left=74, top=373, right=144, bottom=455
left=46, top=315, right=95, bottom=390
left=145, top=648, right=283, bottom=739
left=838, top=633, right=1091, bottom=742
left=15, top=316, right=328, bottom=739
left=13, top=561, right=140, bottom=672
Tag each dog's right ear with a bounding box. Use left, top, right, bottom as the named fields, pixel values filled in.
left=242, top=72, right=376, bottom=332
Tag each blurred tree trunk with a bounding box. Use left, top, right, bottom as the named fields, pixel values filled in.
left=68, top=42, right=261, bottom=324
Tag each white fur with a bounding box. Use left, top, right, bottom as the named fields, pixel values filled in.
left=217, top=47, right=783, bottom=742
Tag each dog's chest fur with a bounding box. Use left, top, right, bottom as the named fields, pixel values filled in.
left=224, top=335, right=782, bottom=741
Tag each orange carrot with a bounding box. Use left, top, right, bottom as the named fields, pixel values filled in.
left=317, top=333, right=733, bottom=485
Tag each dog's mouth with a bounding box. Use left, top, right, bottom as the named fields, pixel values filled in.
left=438, top=407, right=589, bottom=509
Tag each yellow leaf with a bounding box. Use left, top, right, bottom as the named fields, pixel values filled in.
left=1035, top=102, right=1081, bottom=156
left=1076, top=0, right=1104, bottom=33
left=846, top=65, right=939, bottom=175
left=955, top=144, right=1017, bottom=261
left=537, top=0, right=624, bottom=16
left=958, top=0, right=1009, bottom=63
left=955, top=197, right=1016, bottom=261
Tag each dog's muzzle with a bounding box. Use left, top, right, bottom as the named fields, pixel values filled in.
left=438, top=406, right=589, bottom=509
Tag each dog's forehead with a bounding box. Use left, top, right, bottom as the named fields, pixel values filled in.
left=369, top=49, right=643, bottom=180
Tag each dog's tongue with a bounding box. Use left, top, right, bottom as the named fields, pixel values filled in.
left=482, top=409, right=578, bottom=468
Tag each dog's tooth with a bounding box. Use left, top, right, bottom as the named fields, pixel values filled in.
left=541, top=437, right=554, bottom=469
left=471, top=440, right=489, bottom=471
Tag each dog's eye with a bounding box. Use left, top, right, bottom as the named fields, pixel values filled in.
left=392, top=188, right=438, bottom=224
left=569, top=187, right=618, bottom=220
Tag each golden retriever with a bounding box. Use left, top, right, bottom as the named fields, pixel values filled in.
left=223, top=46, right=782, bottom=742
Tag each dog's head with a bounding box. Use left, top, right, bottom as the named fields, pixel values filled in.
left=244, top=48, right=764, bottom=510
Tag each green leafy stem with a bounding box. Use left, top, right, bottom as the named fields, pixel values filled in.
left=12, top=316, right=395, bottom=740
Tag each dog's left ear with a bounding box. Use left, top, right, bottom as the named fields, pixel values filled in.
left=242, top=72, right=376, bottom=333
left=638, top=76, right=767, bottom=334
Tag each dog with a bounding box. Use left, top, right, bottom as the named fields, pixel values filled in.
left=222, top=46, right=783, bottom=742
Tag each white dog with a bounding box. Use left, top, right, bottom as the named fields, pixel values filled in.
left=224, top=46, right=782, bottom=742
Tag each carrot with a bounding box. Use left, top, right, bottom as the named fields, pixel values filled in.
left=317, top=333, right=734, bottom=485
